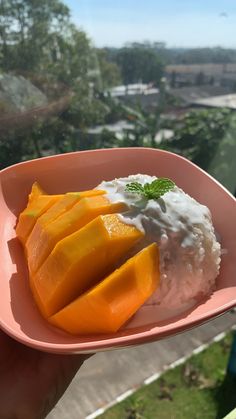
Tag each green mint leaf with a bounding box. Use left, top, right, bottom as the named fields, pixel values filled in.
left=125, top=182, right=145, bottom=194
left=143, top=182, right=155, bottom=198
left=148, top=178, right=176, bottom=199
left=125, top=178, right=175, bottom=200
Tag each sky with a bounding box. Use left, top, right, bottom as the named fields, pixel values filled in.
left=64, top=0, right=236, bottom=48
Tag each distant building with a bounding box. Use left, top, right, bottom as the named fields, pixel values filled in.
left=191, top=94, right=236, bottom=110
left=87, top=120, right=134, bottom=140
left=106, top=83, right=159, bottom=97
left=105, top=83, right=160, bottom=111
left=169, top=86, right=233, bottom=105
left=220, top=73, right=236, bottom=90
left=166, top=63, right=236, bottom=76
left=165, top=63, right=236, bottom=88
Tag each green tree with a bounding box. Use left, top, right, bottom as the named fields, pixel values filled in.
left=163, top=108, right=232, bottom=171
left=104, top=45, right=236, bottom=67
left=115, top=46, right=164, bottom=85
left=208, top=113, right=236, bottom=194
left=0, top=0, right=115, bottom=167
left=0, top=0, right=70, bottom=72
left=95, top=49, right=122, bottom=89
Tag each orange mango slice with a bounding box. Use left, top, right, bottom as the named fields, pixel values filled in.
left=25, top=189, right=104, bottom=259
left=27, top=195, right=127, bottom=274
left=29, top=182, right=45, bottom=200
left=30, top=214, right=144, bottom=318
left=26, top=189, right=105, bottom=244
left=49, top=243, right=159, bottom=334
left=17, top=184, right=104, bottom=246
left=16, top=182, right=62, bottom=244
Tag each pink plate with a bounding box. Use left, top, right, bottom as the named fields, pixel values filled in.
left=0, top=148, right=236, bottom=354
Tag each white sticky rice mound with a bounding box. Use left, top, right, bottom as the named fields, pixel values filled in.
left=98, top=174, right=221, bottom=309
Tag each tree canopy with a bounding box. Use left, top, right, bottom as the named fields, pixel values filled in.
left=163, top=108, right=233, bottom=172
left=1, top=0, right=236, bottom=199
left=0, top=0, right=71, bottom=71
left=114, top=46, right=164, bottom=85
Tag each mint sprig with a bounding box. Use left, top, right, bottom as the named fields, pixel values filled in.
left=125, top=178, right=175, bottom=200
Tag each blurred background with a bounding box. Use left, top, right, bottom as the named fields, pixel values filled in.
left=0, top=0, right=236, bottom=196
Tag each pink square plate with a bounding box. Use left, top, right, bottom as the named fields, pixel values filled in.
left=0, top=148, right=235, bottom=354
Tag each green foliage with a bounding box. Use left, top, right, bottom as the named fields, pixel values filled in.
left=100, top=332, right=235, bottom=419
left=0, top=0, right=70, bottom=72
left=0, top=132, right=26, bottom=168
left=125, top=178, right=175, bottom=200
left=65, top=84, right=110, bottom=129
left=208, top=113, right=236, bottom=194
left=163, top=108, right=232, bottom=171
left=114, top=46, right=164, bottom=85
left=104, top=44, right=236, bottom=67
left=165, top=47, right=236, bottom=64
left=1, top=0, right=236, bottom=190
left=0, top=0, right=114, bottom=168
left=46, top=26, right=91, bottom=85
left=95, top=49, right=122, bottom=89
left=0, top=0, right=99, bottom=93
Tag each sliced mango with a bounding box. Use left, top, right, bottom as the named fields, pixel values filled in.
left=28, top=189, right=105, bottom=235
left=16, top=195, right=64, bottom=245
left=27, top=195, right=127, bottom=274
left=49, top=243, right=159, bottom=334
left=25, top=189, right=105, bottom=258
left=16, top=182, right=63, bottom=244
left=29, top=182, right=45, bottom=200
left=31, top=214, right=144, bottom=318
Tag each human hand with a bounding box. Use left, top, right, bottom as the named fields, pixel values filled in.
left=0, top=329, right=89, bottom=419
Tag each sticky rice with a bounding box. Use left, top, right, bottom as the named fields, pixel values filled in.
left=98, top=174, right=221, bottom=310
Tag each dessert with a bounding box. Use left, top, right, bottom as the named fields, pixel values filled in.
left=16, top=174, right=221, bottom=334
